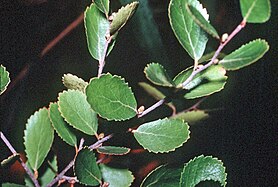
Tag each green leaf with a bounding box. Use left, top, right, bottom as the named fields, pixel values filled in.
left=74, top=148, right=102, bottom=186
left=86, top=73, right=137, bottom=121
left=240, top=0, right=271, bottom=23
left=2, top=183, right=27, bottom=187
left=24, top=108, right=54, bottom=171
left=173, top=65, right=227, bottom=99
left=169, top=0, right=208, bottom=60
left=0, top=65, right=10, bottom=95
left=62, top=74, right=88, bottom=93
left=97, top=146, right=130, bottom=155
left=180, top=155, right=227, bottom=187
left=144, top=63, right=175, bottom=87
left=110, top=1, right=139, bottom=36
left=1, top=154, right=20, bottom=168
left=85, top=3, right=110, bottom=61
left=219, top=39, right=269, bottom=71
left=49, top=103, right=77, bottom=146
left=138, top=82, right=176, bottom=111
left=141, top=165, right=183, bottom=187
left=94, top=0, right=109, bottom=17
left=186, top=4, right=219, bottom=39
left=58, top=90, right=98, bottom=136
left=133, top=118, right=190, bottom=153
left=100, top=164, right=134, bottom=187
left=40, top=156, right=58, bottom=186
left=171, top=110, right=209, bottom=125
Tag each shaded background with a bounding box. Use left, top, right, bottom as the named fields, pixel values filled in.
left=1, top=0, right=277, bottom=186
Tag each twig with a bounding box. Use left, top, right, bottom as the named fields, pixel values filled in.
left=89, top=134, right=113, bottom=150
left=138, top=20, right=246, bottom=118
left=1, top=132, right=40, bottom=187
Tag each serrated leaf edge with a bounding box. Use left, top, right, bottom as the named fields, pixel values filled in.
left=86, top=73, right=137, bottom=121
left=134, top=118, right=190, bottom=154
left=57, top=90, right=98, bottom=135
left=144, top=63, right=175, bottom=87
left=23, top=107, right=54, bottom=171
left=97, top=146, right=131, bottom=155
left=62, top=73, right=88, bottom=93
left=0, top=64, right=11, bottom=95
left=219, top=39, right=269, bottom=70
left=242, top=0, right=271, bottom=23
left=181, top=155, right=227, bottom=186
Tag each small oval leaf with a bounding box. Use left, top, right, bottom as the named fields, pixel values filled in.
left=86, top=73, right=137, bottom=121
left=94, top=0, right=109, bottom=17
left=180, top=155, right=227, bottom=187
left=1, top=154, right=20, bottom=168
left=49, top=103, right=77, bottom=146
left=133, top=118, right=190, bottom=153
left=62, top=74, right=88, bottom=92
left=74, top=148, right=102, bottom=186
left=186, top=4, right=219, bottom=39
left=58, top=90, right=98, bottom=136
left=100, top=164, right=134, bottom=187
left=169, top=0, right=208, bottom=60
left=24, top=108, right=54, bottom=171
left=0, top=65, right=11, bottom=95
left=85, top=3, right=110, bottom=61
left=240, top=0, right=271, bottom=23
left=97, top=146, right=130, bottom=155
left=141, top=164, right=183, bottom=187
left=171, top=110, right=209, bottom=125
left=174, top=65, right=227, bottom=99
left=219, top=39, right=269, bottom=71
left=144, top=63, right=175, bottom=87
left=110, top=1, right=139, bottom=36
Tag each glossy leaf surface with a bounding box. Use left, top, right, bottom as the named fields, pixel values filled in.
left=94, top=0, right=109, bottom=16
left=24, top=108, right=54, bottom=171
left=187, top=4, right=219, bottom=39
left=141, top=164, right=182, bottom=187
left=240, top=0, right=271, bottom=23
left=58, top=90, right=98, bottom=136
left=134, top=118, right=190, bottom=153
left=74, top=148, right=102, bottom=186
left=86, top=73, right=137, bottom=121
left=0, top=65, right=10, bottom=95
left=62, top=74, right=88, bottom=92
left=100, top=164, right=134, bottom=187
left=180, top=155, right=227, bottom=187
left=219, top=39, right=269, bottom=71
left=169, top=0, right=208, bottom=60
left=110, top=2, right=139, bottom=36
left=49, top=103, right=77, bottom=146
left=85, top=3, right=110, bottom=61
left=174, top=65, right=227, bottom=99
left=144, top=63, right=174, bottom=87
left=97, top=146, right=130, bottom=155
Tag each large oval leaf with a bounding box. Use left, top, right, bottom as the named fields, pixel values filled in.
left=58, top=90, right=98, bottom=136
left=240, top=0, right=271, bottom=23
left=24, top=108, right=54, bottom=171
left=173, top=65, right=227, bottom=99
left=49, top=103, right=77, bottom=146
left=85, top=3, right=110, bottom=61
left=219, top=39, right=269, bottom=71
left=169, top=0, right=208, bottom=60
left=74, top=148, right=102, bottom=186
left=141, top=164, right=183, bottom=187
left=110, top=1, right=139, bottom=36
left=180, top=155, right=227, bottom=187
left=0, top=64, right=10, bottom=95
left=100, top=164, right=134, bottom=187
left=144, top=63, right=175, bottom=87
left=133, top=118, right=190, bottom=153
left=86, top=73, right=137, bottom=121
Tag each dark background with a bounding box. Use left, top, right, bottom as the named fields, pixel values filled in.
left=1, top=0, right=277, bottom=186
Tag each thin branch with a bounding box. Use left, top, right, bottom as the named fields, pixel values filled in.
left=1, top=132, right=40, bottom=187
left=89, top=134, right=113, bottom=150
left=138, top=20, right=246, bottom=118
